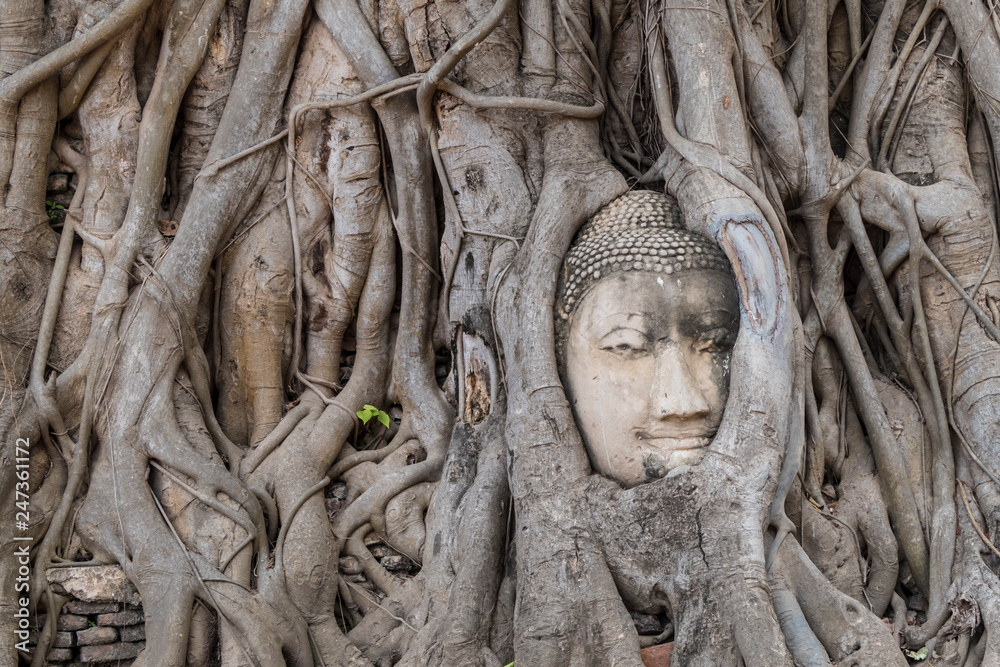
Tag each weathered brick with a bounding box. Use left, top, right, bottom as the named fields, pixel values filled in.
left=46, top=566, right=141, bottom=605
left=56, top=614, right=89, bottom=631
left=76, top=625, right=117, bottom=645
left=78, top=641, right=144, bottom=662
left=64, top=600, right=120, bottom=615
left=381, top=555, right=414, bottom=572
left=45, top=646, right=73, bottom=662
left=96, top=610, right=143, bottom=626
left=119, top=624, right=145, bottom=642
left=47, top=173, right=70, bottom=193
left=640, top=642, right=673, bottom=667
left=631, top=611, right=665, bottom=635
left=52, top=631, right=75, bottom=647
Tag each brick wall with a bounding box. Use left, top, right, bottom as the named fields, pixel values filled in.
left=28, top=566, right=145, bottom=666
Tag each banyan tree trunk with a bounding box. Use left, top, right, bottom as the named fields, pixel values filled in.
left=4, top=0, right=1000, bottom=664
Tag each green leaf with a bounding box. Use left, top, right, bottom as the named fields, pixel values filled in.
left=363, top=404, right=378, bottom=412
left=377, top=411, right=390, bottom=428
left=356, top=409, right=373, bottom=424
left=904, top=647, right=929, bottom=660
left=45, top=200, right=66, bottom=221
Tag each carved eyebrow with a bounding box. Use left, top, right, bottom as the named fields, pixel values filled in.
left=679, top=310, right=738, bottom=337
left=597, top=325, right=650, bottom=342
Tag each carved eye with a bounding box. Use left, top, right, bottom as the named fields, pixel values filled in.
left=599, top=329, right=649, bottom=355
left=695, top=328, right=736, bottom=353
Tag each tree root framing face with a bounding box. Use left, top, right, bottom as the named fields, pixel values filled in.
left=4, top=0, right=1000, bottom=664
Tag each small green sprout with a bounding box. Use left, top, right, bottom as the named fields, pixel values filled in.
left=46, top=200, right=66, bottom=221
left=356, top=404, right=390, bottom=428
left=904, top=646, right=929, bottom=660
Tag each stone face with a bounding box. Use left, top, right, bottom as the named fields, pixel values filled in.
left=46, top=566, right=142, bottom=605
left=96, top=610, right=144, bottom=627
left=563, top=268, right=737, bottom=487
left=64, top=600, right=120, bottom=615
left=56, top=614, right=89, bottom=631
left=119, top=624, right=145, bottom=642
left=76, top=625, right=118, bottom=646
left=78, top=641, right=144, bottom=662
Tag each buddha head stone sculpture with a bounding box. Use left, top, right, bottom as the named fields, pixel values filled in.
left=557, top=190, right=739, bottom=487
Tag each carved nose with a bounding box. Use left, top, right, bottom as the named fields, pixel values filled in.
left=650, top=344, right=711, bottom=420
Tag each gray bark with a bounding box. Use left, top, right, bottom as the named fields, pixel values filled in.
left=3, top=0, right=1000, bottom=664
